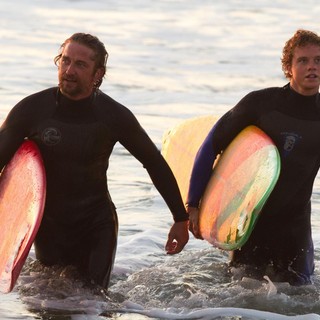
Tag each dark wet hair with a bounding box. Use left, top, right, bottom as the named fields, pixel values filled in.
left=54, top=33, right=109, bottom=87
left=281, top=29, right=320, bottom=79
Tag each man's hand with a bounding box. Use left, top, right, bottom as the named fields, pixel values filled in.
left=165, top=220, right=189, bottom=254
left=187, top=206, right=203, bottom=239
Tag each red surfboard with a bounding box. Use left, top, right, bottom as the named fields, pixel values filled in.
left=0, top=140, right=46, bottom=293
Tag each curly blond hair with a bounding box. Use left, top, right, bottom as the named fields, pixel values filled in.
left=281, top=29, right=320, bottom=79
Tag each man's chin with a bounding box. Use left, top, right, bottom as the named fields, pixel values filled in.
left=60, top=86, right=80, bottom=99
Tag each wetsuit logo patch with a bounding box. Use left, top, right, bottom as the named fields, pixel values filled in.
left=281, top=131, right=301, bottom=157
left=41, top=127, right=62, bottom=146
left=284, top=135, right=296, bottom=152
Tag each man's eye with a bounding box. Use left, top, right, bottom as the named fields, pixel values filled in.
left=61, top=58, right=70, bottom=65
left=76, top=61, right=87, bottom=68
left=299, top=58, right=308, bottom=64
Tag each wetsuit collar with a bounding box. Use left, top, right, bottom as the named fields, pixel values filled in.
left=55, top=88, right=97, bottom=122
left=56, top=88, right=96, bottom=109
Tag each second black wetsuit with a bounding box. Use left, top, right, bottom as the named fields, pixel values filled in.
left=0, top=87, right=188, bottom=288
left=187, top=84, right=320, bottom=285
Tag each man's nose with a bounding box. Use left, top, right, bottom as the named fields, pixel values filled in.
left=65, top=63, right=76, bottom=74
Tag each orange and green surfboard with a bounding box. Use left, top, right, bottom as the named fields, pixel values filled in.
left=162, top=115, right=280, bottom=250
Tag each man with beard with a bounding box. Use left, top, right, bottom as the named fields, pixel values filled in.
left=0, top=33, right=189, bottom=289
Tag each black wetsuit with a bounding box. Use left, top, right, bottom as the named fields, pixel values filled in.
left=187, top=84, right=320, bottom=285
left=0, top=87, right=187, bottom=288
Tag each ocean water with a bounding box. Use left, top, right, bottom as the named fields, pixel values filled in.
left=1, top=0, right=320, bottom=319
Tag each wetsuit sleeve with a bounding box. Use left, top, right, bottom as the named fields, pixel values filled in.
left=117, top=109, right=188, bottom=222
left=186, top=120, right=221, bottom=208
left=0, top=100, right=32, bottom=170
left=186, top=91, right=260, bottom=208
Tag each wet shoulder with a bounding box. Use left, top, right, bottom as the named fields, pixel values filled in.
left=12, top=87, right=57, bottom=115
left=93, top=91, right=140, bottom=130
left=6, top=87, right=57, bottom=125
left=244, top=86, right=285, bottom=103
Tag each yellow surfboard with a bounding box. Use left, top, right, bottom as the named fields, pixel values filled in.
left=162, top=116, right=280, bottom=250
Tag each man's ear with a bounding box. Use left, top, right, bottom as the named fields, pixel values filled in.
left=94, top=67, right=105, bottom=83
